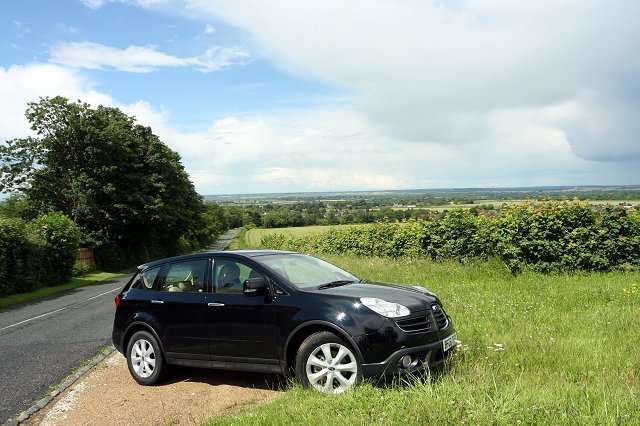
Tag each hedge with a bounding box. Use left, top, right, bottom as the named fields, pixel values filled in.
left=0, top=212, right=80, bottom=297
left=258, top=201, right=640, bottom=274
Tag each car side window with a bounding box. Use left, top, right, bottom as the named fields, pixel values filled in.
left=214, top=259, right=264, bottom=294
left=131, top=266, right=161, bottom=290
left=160, top=259, right=207, bottom=293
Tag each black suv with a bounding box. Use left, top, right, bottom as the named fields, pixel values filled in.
left=112, top=250, right=456, bottom=394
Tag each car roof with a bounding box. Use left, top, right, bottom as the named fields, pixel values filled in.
left=137, top=249, right=298, bottom=269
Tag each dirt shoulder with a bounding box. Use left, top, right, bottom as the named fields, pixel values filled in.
left=23, top=352, right=282, bottom=426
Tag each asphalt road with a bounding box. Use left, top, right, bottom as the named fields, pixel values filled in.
left=210, top=228, right=237, bottom=250
left=0, top=275, right=130, bottom=424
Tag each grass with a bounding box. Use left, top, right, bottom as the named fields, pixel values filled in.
left=242, top=225, right=364, bottom=248
left=202, top=255, right=640, bottom=425
left=0, top=271, right=125, bottom=309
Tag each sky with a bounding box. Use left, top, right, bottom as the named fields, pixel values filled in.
left=1, top=0, right=639, bottom=195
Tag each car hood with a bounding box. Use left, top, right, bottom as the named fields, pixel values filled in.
left=317, top=281, right=439, bottom=312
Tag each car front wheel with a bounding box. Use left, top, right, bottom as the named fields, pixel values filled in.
left=126, top=330, right=164, bottom=385
left=295, top=331, right=362, bottom=394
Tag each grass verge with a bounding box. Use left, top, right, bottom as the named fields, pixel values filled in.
left=203, top=255, right=639, bottom=425
left=0, top=271, right=125, bottom=309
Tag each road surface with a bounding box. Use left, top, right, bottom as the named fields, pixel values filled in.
left=210, top=228, right=237, bottom=250
left=0, top=276, right=130, bottom=423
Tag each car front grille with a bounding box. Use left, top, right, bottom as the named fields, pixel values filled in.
left=396, top=304, right=448, bottom=333
left=431, top=304, right=448, bottom=329
left=395, top=315, right=434, bottom=333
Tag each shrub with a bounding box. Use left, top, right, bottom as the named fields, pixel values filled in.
left=72, top=260, right=94, bottom=276
left=27, top=212, right=81, bottom=284
left=0, top=217, right=30, bottom=296
left=252, top=201, right=640, bottom=275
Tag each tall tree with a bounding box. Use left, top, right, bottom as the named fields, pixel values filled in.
left=0, top=96, right=205, bottom=267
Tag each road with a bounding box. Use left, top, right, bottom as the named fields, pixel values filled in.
left=210, top=228, right=237, bottom=250
left=0, top=276, right=130, bottom=423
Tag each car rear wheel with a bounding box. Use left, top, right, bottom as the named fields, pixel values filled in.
left=295, top=331, right=362, bottom=394
left=126, top=330, right=164, bottom=385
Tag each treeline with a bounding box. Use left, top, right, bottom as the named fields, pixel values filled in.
left=211, top=201, right=498, bottom=229
left=208, top=187, right=640, bottom=208
left=0, top=97, right=223, bottom=296
left=257, top=201, right=640, bottom=274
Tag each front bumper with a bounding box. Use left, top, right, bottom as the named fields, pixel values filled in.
left=361, top=329, right=456, bottom=376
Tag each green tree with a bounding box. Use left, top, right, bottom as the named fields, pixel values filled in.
left=0, top=96, right=205, bottom=269
left=0, top=193, right=30, bottom=219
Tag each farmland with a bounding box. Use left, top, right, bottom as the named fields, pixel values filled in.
left=207, top=186, right=640, bottom=231
left=240, top=225, right=362, bottom=247
left=203, top=253, right=639, bottom=425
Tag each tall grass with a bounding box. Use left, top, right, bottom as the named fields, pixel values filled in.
left=204, top=255, right=639, bottom=425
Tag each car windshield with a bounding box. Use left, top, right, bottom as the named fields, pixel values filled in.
left=258, top=254, right=358, bottom=289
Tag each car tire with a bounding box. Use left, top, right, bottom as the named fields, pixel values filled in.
left=126, top=330, right=164, bottom=385
left=295, top=331, right=362, bottom=394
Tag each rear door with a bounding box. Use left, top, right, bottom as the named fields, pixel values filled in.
left=151, top=258, right=211, bottom=360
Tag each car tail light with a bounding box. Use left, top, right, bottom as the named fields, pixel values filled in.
left=114, top=296, right=120, bottom=307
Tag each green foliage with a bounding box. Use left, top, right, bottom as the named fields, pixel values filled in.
left=200, top=202, right=229, bottom=242
left=251, top=201, right=640, bottom=274
left=422, top=209, right=493, bottom=261
left=494, top=201, right=640, bottom=273
left=0, top=193, right=30, bottom=219
left=72, top=260, right=94, bottom=277
left=27, top=212, right=80, bottom=283
left=1, top=96, right=207, bottom=270
left=0, top=212, right=81, bottom=296
left=0, top=217, right=32, bottom=295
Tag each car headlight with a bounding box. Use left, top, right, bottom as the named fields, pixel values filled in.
left=360, top=297, right=410, bottom=318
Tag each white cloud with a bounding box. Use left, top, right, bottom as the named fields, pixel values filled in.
left=5, top=0, right=640, bottom=195
left=79, top=0, right=105, bottom=9
left=167, top=0, right=640, bottom=165
left=0, top=63, right=631, bottom=195
left=140, top=105, right=624, bottom=194
left=203, top=24, right=215, bottom=34
left=49, top=41, right=250, bottom=73
left=0, top=64, right=113, bottom=142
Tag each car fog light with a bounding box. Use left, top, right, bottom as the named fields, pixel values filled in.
left=400, top=355, right=412, bottom=368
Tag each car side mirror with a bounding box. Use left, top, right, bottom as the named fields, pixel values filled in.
left=243, top=277, right=267, bottom=297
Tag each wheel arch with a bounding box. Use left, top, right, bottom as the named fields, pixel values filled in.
left=122, top=322, right=166, bottom=359
left=283, top=321, right=364, bottom=371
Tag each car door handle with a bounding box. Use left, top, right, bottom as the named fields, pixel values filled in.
left=150, top=300, right=164, bottom=304
left=207, top=302, right=225, bottom=307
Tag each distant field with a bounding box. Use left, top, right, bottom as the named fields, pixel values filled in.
left=243, top=225, right=360, bottom=247
left=388, top=199, right=640, bottom=211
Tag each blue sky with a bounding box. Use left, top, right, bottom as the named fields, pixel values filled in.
left=1, top=0, right=639, bottom=195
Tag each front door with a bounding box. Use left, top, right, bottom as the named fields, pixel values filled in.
left=207, top=258, right=279, bottom=364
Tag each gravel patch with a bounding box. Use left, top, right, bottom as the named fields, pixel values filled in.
left=22, top=352, right=282, bottom=426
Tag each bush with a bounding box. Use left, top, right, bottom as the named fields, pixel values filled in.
left=0, top=212, right=81, bottom=296
left=254, top=201, right=640, bottom=274
left=0, top=217, right=30, bottom=296
left=72, top=260, right=94, bottom=276
left=27, top=212, right=81, bottom=284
